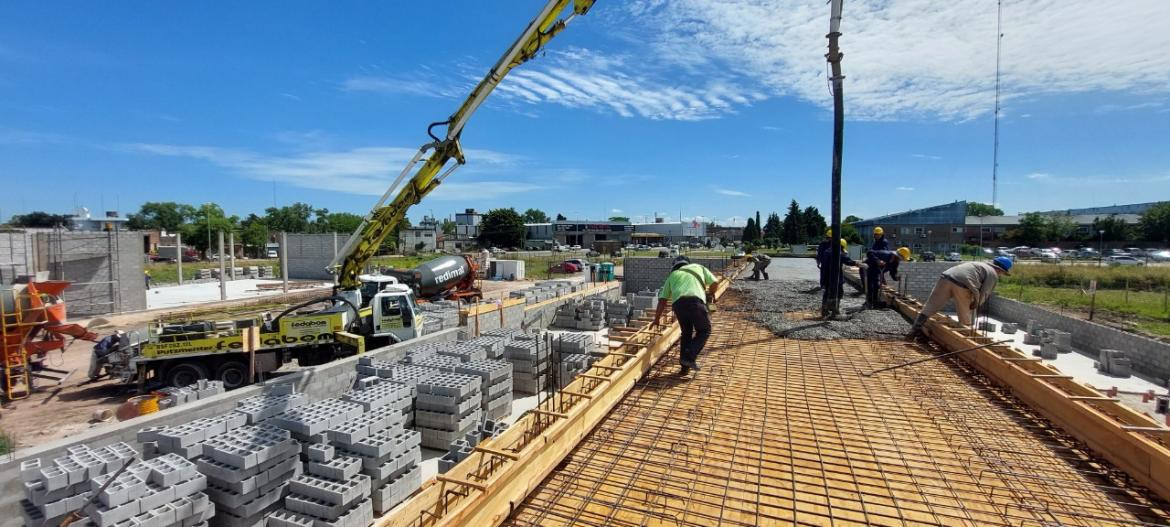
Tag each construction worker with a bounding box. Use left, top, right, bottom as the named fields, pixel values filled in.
left=863, top=247, right=910, bottom=308
left=907, top=257, right=1012, bottom=339
left=144, top=269, right=152, bottom=290
left=871, top=226, right=890, bottom=251
left=815, top=229, right=833, bottom=290
left=651, top=256, right=718, bottom=375
left=88, top=330, right=125, bottom=381
left=751, top=251, right=771, bottom=280
left=821, top=238, right=859, bottom=310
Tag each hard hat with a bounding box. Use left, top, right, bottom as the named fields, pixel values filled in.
left=992, top=256, right=1013, bottom=274
left=840, top=239, right=848, bottom=250
left=672, top=255, right=691, bottom=270
left=874, top=226, right=884, bottom=236
left=896, top=247, right=911, bottom=260
left=825, top=228, right=833, bottom=238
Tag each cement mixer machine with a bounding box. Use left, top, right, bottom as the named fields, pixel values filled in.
left=1, top=281, right=98, bottom=400
left=381, top=254, right=482, bottom=303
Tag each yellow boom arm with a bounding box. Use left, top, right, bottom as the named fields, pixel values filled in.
left=331, top=0, right=595, bottom=289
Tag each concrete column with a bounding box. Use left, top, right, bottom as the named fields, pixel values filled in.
left=228, top=231, right=236, bottom=280
left=218, top=230, right=227, bottom=301
left=281, top=231, right=289, bottom=294
left=175, top=232, right=183, bottom=285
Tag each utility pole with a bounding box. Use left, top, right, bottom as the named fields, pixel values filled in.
left=281, top=231, right=289, bottom=294
left=218, top=230, right=227, bottom=301
left=176, top=232, right=183, bottom=285
left=824, top=0, right=846, bottom=318
left=228, top=231, right=235, bottom=280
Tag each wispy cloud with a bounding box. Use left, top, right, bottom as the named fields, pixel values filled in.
left=0, top=128, right=75, bottom=145
left=121, top=142, right=532, bottom=199
left=341, top=74, right=467, bottom=99
left=1022, top=171, right=1170, bottom=187
left=279, top=92, right=302, bottom=101
left=623, top=1, right=1170, bottom=121
left=713, top=186, right=751, bottom=197
left=761, top=125, right=783, bottom=131
left=910, top=153, right=941, bottom=160
left=1026, top=172, right=1052, bottom=180
left=611, top=208, right=623, bottom=213
left=896, top=186, right=915, bottom=191
left=1094, top=101, right=1164, bottom=114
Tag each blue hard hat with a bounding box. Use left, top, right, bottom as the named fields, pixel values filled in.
left=992, top=256, right=1012, bottom=274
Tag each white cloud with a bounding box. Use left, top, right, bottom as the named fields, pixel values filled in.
left=611, top=208, right=623, bottom=213
left=896, top=186, right=915, bottom=191
left=910, top=153, right=940, bottom=160
left=622, top=1, right=1170, bottom=120
left=121, top=143, right=531, bottom=199
left=279, top=93, right=302, bottom=101
left=713, top=186, right=751, bottom=197
left=341, top=75, right=467, bottom=99
left=1026, top=172, right=1052, bottom=180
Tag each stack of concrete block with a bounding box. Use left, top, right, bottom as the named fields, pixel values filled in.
left=504, top=338, right=549, bottom=395
left=259, top=267, right=274, bottom=278
left=197, top=269, right=213, bottom=280
left=553, top=353, right=592, bottom=389
left=460, top=335, right=508, bottom=359
left=244, top=266, right=260, bottom=278
left=415, top=354, right=465, bottom=371
left=1023, top=321, right=1044, bottom=345
left=552, top=333, right=597, bottom=356
left=417, top=302, right=461, bottom=333
left=977, top=321, right=998, bottom=332
left=455, top=359, right=513, bottom=420
left=477, top=419, right=508, bottom=441
left=356, top=356, right=399, bottom=376
left=479, top=328, right=523, bottom=340
left=341, top=379, right=412, bottom=413
left=1001, top=322, right=1019, bottom=334
left=158, top=379, right=227, bottom=410
left=550, top=298, right=607, bottom=331
left=326, top=404, right=421, bottom=516
left=1098, top=349, right=1132, bottom=378
left=87, top=454, right=211, bottom=527
left=627, top=290, right=659, bottom=312
left=604, top=299, right=634, bottom=327
left=436, top=342, right=488, bottom=363
left=414, top=372, right=482, bottom=449
left=269, top=399, right=364, bottom=443
left=138, top=412, right=248, bottom=459
left=19, top=442, right=140, bottom=526
left=235, top=385, right=308, bottom=425
left=196, top=424, right=301, bottom=526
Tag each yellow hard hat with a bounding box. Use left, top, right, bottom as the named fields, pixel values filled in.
left=896, top=247, right=911, bottom=260
left=840, top=239, right=848, bottom=250
left=825, top=228, right=833, bottom=238
left=874, top=226, right=884, bottom=236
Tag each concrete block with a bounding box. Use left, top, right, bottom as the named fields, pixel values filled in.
left=40, top=464, right=70, bottom=491
left=1001, top=322, right=1018, bottom=334
left=85, top=499, right=140, bottom=527
left=307, top=443, right=335, bottom=463
left=267, top=508, right=317, bottom=527
left=307, top=455, right=362, bottom=481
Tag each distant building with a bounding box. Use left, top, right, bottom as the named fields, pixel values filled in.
left=553, top=220, right=633, bottom=248
left=524, top=223, right=554, bottom=249
left=450, top=208, right=482, bottom=250
left=854, top=201, right=1146, bottom=253
left=707, top=225, right=743, bottom=243
left=399, top=215, right=442, bottom=253
left=68, top=208, right=129, bottom=232
left=632, top=219, right=707, bottom=244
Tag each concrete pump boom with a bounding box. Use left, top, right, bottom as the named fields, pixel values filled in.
left=329, top=0, right=595, bottom=290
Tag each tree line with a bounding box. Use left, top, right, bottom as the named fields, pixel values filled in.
left=740, top=200, right=861, bottom=247
left=1007, top=203, right=1170, bottom=246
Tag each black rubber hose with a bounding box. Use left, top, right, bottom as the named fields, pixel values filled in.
left=272, top=296, right=361, bottom=332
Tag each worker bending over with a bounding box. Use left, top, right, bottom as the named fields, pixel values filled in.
left=906, top=257, right=1012, bottom=339
left=820, top=238, right=859, bottom=314
left=750, top=251, right=771, bottom=280
left=863, top=247, right=910, bottom=308
left=652, top=256, right=718, bottom=375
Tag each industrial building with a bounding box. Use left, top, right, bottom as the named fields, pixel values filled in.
left=631, top=219, right=707, bottom=245
left=399, top=215, right=443, bottom=253
left=553, top=219, right=633, bottom=247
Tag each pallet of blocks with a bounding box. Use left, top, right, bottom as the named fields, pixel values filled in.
left=18, top=442, right=213, bottom=527
left=454, top=358, right=513, bottom=421
left=504, top=334, right=549, bottom=395
left=413, top=372, right=483, bottom=450
left=553, top=353, right=593, bottom=389
left=458, top=335, right=508, bottom=359
left=436, top=419, right=510, bottom=474
left=196, top=423, right=302, bottom=526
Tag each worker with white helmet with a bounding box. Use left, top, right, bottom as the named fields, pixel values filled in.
left=863, top=247, right=910, bottom=308
left=907, top=257, right=1013, bottom=339
left=88, top=330, right=126, bottom=382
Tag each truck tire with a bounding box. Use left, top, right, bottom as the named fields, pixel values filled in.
left=165, top=362, right=208, bottom=387
left=214, top=361, right=249, bottom=389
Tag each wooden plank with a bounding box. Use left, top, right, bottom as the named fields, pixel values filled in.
left=888, top=290, right=1170, bottom=503
left=530, top=409, right=569, bottom=419
left=376, top=263, right=744, bottom=527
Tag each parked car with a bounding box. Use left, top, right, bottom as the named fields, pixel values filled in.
left=1108, top=248, right=1130, bottom=257
left=1107, top=256, right=1143, bottom=266
left=920, top=252, right=937, bottom=262
left=944, top=252, right=962, bottom=262
left=585, top=250, right=601, bottom=258
left=1126, top=247, right=1144, bottom=257
left=564, top=258, right=590, bottom=269
left=1150, top=250, right=1170, bottom=262
left=266, top=249, right=279, bottom=258
left=551, top=261, right=581, bottom=273
left=570, top=245, right=582, bottom=250
left=1039, top=250, right=1061, bottom=263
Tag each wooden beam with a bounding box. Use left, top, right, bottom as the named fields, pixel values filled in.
left=578, top=374, right=611, bottom=382
left=589, top=364, right=622, bottom=371
left=530, top=409, right=569, bottom=419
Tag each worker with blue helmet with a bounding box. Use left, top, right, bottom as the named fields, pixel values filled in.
left=907, top=256, right=1012, bottom=339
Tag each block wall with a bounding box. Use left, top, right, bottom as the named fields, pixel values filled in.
left=0, top=230, right=36, bottom=284
left=32, top=231, right=146, bottom=316
left=284, top=233, right=341, bottom=280
left=622, top=257, right=732, bottom=294
left=0, top=327, right=461, bottom=520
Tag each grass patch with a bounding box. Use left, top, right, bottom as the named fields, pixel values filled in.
left=1005, top=283, right=1170, bottom=337
left=1002, top=264, right=1170, bottom=290
left=147, top=258, right=280, bottom=284
left=0, top=428, right=15, bottom=455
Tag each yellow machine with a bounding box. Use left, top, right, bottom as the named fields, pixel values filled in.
left=105, top=1, right=595, bottom=390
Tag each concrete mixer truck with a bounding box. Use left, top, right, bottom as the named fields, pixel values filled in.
left=378, top=254, right=482, bottom=303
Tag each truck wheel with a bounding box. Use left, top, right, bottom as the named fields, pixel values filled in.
left=214, top=361, right=249, bottom=389
left=165, top=362, right=208, bottom=387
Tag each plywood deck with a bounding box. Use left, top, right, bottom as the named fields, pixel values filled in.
left=503, top=294, right=1170, bottom=527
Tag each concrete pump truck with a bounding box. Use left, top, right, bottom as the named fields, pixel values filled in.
left=101, top=1, right=595, bottom=390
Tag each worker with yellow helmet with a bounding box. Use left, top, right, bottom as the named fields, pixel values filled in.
left=862, top=246, right=910, bottom=308
left=820, top=236, right=859, bottom=314
left=814, top=228, right=835, bottom=291
left=871, top=226, right=890, bottom=250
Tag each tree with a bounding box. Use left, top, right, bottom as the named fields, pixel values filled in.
left=1092, top=215, right=1132, bottom=242
left=440, top=218, right=456, bottom=236
left=522, top=208, right=550, bottom=224
left=239, top=214, right=269, bottom=256
left=263, top=203, right=314, bottom=233
left=967, top=202, right=1004, bottom=217
left=1008, top=213, right=1048, bottom=246
left=320, top=212, right=362, bottom=234
left=742, top=218, right=760, bottom=243
left=608, top=216, right=630, bottom=223
left=478, top=208, right=526, bottom=248
left=9, top=211, right=71, bottom=228
left=840, top=223, right=863, bottom=244
left=844, top=214, right=862, bottom=224
left=555, top=213, right=567, bottom=221
left=1139, top=201, right=1170, bottom=243
left=802, top=206, right=827, bottom=242
left=1046, top=215, right=1077, bottom=242
left=780, top=200, right=804, bottom=245
left=127, top=202, right=195, bottom=231
left=762, top=213, right=782, bottom=244
left=182, top=204, right=238, bottom=256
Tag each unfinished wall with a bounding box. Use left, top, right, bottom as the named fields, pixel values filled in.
left=284, top=233, right=341, bottom=280
left=895, top=261, right=961, bottom=299
left=32, top=230, right=146, bottom=316
left=0, top=230, right=36, bottom=284
left=622, top=257, right=732, bottom=294
left=0, top=327, right=461, bottom=521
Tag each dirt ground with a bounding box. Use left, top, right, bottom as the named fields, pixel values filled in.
left=0, top=276, right=579, bottom=451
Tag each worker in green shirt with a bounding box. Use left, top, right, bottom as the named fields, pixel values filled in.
left=651, top=256, right=719, bottom=375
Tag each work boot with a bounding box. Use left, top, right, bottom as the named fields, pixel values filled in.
left=680, top=358, right=700, bottom=372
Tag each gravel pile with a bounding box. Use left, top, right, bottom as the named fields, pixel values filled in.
left=731, top=278, right=911, bottom=341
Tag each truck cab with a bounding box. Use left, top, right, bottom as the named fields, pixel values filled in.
left=371, top=284, right=422, bottom=343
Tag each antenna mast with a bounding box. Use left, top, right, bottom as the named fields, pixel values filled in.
left=992, top=0, right=1003, bottom=206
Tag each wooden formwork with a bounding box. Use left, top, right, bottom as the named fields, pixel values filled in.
left=503, top=294, right=1170, bottom=526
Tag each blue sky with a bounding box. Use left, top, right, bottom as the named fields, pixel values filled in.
left=2, top=1, right=1169, bottom=227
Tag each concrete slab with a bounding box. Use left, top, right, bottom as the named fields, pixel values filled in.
left=145, top=279, right=330, bottom=310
